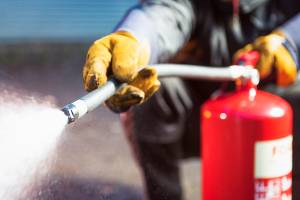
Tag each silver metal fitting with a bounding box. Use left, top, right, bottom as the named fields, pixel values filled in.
left=62, top=104, right=78, bottom=124
left=229, top=65, right=260, bottom=86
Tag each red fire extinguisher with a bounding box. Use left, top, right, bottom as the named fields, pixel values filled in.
left=201, top=52, right=293, bottom=200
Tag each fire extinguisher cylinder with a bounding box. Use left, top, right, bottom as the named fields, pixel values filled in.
left=201, top=82, right=293, bottom=200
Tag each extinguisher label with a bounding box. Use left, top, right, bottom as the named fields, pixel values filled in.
left=254, top=135, right=292, bottom=200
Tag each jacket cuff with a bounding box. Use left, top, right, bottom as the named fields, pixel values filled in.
left=280, top=14, right=300, bottom=64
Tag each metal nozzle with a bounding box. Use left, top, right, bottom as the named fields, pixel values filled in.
left=62, top=105, right=76, bottom=124
left=62, top=103, right=80, bottom=124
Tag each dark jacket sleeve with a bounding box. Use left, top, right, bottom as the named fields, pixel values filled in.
left=115, top=0, right=195, bottom=63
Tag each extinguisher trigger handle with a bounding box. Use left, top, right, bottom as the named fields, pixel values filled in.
left=236, top=51, right=260, bottom=67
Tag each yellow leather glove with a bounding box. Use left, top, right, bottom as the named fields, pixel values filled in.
left=83, top=31, right=160, bottom=113
left=234, top=32, right=299, bottom=86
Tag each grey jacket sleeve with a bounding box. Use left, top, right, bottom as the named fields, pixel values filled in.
left=281, top=14, right=300, bottom=65
left=116, top=0, right=195, bottom=63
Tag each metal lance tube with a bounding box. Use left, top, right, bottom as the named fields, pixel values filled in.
left=62, top=64, right=259, bottom=124
left=62, top=79, right=122, bottom=123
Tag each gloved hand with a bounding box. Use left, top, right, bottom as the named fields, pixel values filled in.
left=234, top=32, right=299, bottom=86
left=83, top=31, right=160, bottom=113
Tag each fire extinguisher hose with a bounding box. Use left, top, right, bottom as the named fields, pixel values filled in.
left=62, top=64, right=259, bottom=124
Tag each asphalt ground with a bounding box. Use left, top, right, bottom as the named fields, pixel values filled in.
left=0, top=43, right=200, bottom=200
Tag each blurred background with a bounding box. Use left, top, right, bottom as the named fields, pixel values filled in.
left=0, top=0, right=135, bottom=41
left=0, top=1, right=200, bottom=199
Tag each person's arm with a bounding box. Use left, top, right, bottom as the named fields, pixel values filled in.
left=116, top=0, right=196, bottom=63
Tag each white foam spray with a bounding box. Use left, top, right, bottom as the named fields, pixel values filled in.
left=0, top=89, right=68, bottom=200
